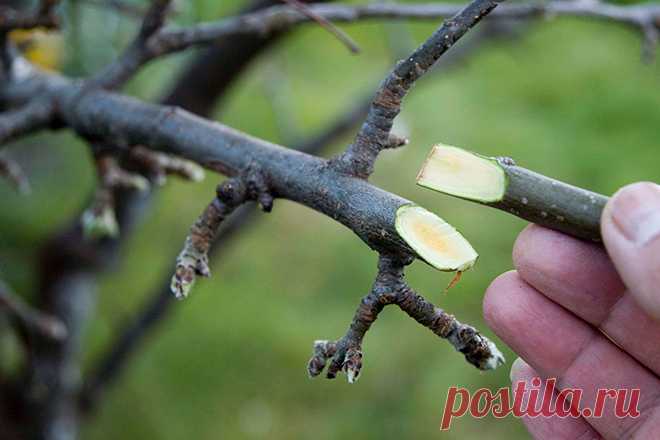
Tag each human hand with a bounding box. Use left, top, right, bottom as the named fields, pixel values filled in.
left=484, top=182, right=660, bottom=439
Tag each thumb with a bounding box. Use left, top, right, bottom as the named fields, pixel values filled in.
left=602, top=182, right=660, bottom=320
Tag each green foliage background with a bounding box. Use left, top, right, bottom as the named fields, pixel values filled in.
left=1, top=0, right=659, bottom=438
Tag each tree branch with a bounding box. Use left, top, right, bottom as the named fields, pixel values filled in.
left=89, top=0, right=172, bottom=89
left=331, top=0, right=502, bottom=178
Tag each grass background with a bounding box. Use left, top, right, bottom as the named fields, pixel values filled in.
left=1, top=0, right=659, bottom=438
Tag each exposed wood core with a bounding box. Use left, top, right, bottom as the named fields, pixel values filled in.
left=416, top=145, right=609, bottom=242
left=395, top=205, right=478, bottom=272
left=417, top=144, right=506, bottom=202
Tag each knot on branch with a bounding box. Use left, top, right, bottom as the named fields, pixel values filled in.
left=308, top=254, right=504, bottom=383
left=170, top=168, right=274, bottom=300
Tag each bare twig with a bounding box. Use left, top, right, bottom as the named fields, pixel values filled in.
left=83, top=1, right=660, bottom=93
left=331, top=0, right=502, bottom=178
left=0, top=155, right=30, bottom=193
left=172, top=171, right=273, bottom=299
left=280, top=0, right=360, bottom=53
left=0, top=279, right=67, bottom=341
left=0, top=100, right=55, bottom=147
left=89, top=0, right=172, bottom=89
left=128, top=145, right=204, bottom=186
left=81, top=155, right=150, bottom=239
left=308, top=255, right=504, bottom=382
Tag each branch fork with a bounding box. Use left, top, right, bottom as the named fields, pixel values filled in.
left=308, top=255, right=504, bottom=383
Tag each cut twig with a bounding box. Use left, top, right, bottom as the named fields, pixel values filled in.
left=417, top=144, right=609, bottom=242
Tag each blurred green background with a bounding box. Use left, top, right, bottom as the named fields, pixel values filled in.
left=1, top=0, right=659, bottom=438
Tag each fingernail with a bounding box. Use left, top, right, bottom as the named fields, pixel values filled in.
left=609, top=182, right=660, bottom=247
left=509, top=357, right=527, bottom=382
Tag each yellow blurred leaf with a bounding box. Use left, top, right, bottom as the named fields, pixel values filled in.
left=9, top=29, right=63, bottom=71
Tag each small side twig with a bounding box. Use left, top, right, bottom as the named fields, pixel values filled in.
left=0, top=100, right=56, bottom=148
left=330, top=0, right=502, bottom=178
left=88, top=0, right=172, bottom=89
left=0, top=155, right=30, bottom=193
left=81, top=155, right=150, bottom=239
left=170, top=173, right=274, bottom=299
left=0, top=279, right=67, bottom=341
left=128, top=145, right=204, bottom=186
left=308, top=255, right=504, bottom=383
left=280, top=0, right=360, bottom=54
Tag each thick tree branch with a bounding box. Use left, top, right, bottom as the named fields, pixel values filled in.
left=2, top=63, right=418, bottom=258
left=0, top=279, right=67, bottom=342
left=308, top=255, right=504, bottom=382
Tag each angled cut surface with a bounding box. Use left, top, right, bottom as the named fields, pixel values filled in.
left=417, top=144, right=506, bottom=202
left=395, top=205, right=478, bottom=272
